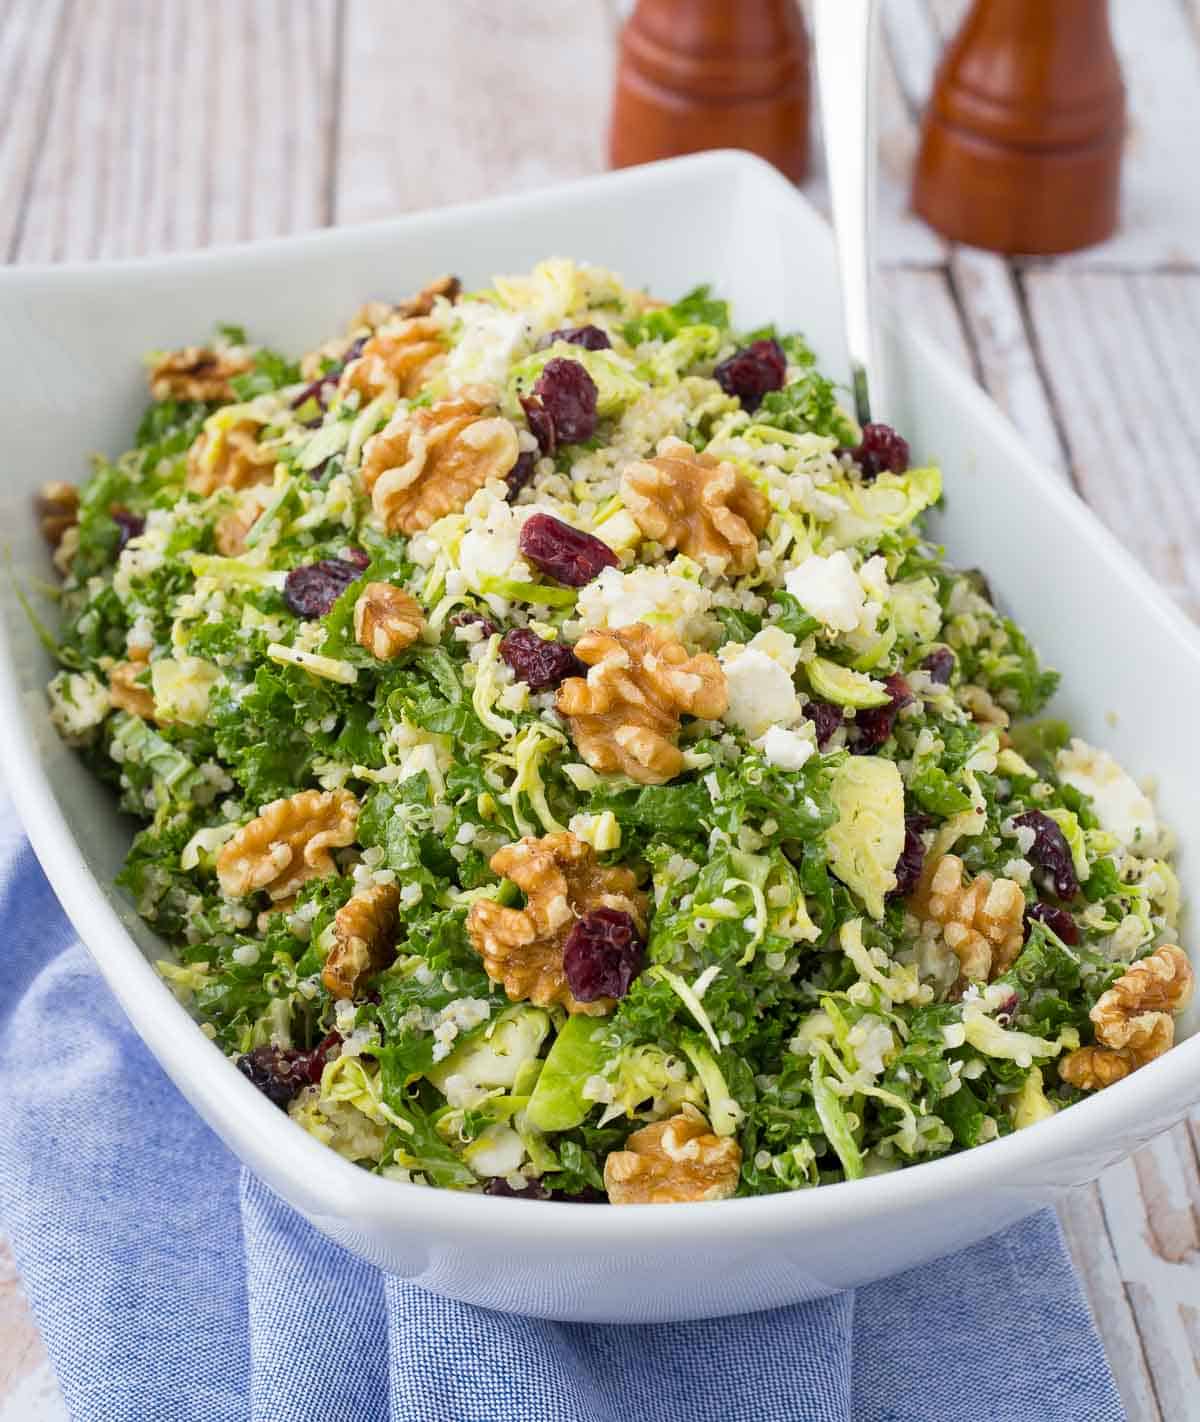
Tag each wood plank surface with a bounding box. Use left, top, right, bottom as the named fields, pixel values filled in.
left=2, top=1, right=1200, bottom=1417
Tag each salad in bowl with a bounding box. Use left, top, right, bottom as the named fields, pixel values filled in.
left=37, top=258, right=1193, bottom=1206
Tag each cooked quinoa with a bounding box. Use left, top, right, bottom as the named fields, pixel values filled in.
left=41, top=259, right=1191, bottom=1202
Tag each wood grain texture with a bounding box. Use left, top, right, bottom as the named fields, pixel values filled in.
left=927, top=0, right=1200, bottom=270
left=0, top=0, right=70, bottom=261
left=1023, top=270, right=1200, bottom=618
left=2, top=2, right=1200, bottom=1416
left=14, top=0, right=339, bottom=261
left=335, top=0, right=617, bottom=225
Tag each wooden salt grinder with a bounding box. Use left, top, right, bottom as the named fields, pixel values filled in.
left=608, top=0, right=810, bottom=183
left=912, top=0, right=1125, bottom=254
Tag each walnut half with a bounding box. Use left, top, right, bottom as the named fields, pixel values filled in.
left=910, top=853, right=1025, bottom=992
left=339, top=317, right=449, bottom=403
left=604, top=1108, right=742, bottom=1204
left=555, top=624, right=728, bottom=785
left=216, top=788, right=359, bottom=901
left=1060, top=944, right=1193, bottom=1090
left=361, top=388, right=519, bottom=534
left=149, top=346, right=252, bottom=403
left=353, top=582, right=426, bottom=659
left=620, top=438, right=769, bottom=574
left=108, top=661, right=155, bottom=721
left=35, top=481, right=79, bottom=547
left=466, top=831, right=646, bottom=1015
left=187, top=419, right=276, bottom=496
left=323, top=883, right=402, bottom=1000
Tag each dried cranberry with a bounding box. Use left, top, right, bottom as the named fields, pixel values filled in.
left=505, top=449, right=538, bottom=502
left=805, top=700, right=845, bottom=749
left=236, top=1045, right=311, bottom=1109
left=713, top=339, right=787, bottom=411
left=922, top=647, right=955, bottom=685
left=892, top=814, right=932, bottom=899
left=1012, top=811, right=1079, bottom=899
left=484, top=1177, right=550, bottom=1200
left=541, top=325, right=611, bottom=351
left=283, top=557, right=364, bottom=618
left=848, top=675, right=913, bottom=753
left=533, top=358, right=598, bottom=445
left=343, top=546, right=371, bottom=570
left=1026, top=900, right=1080, bottom=946
left=552, top=1185, right=608, bottom=1203
left=852, top=423, right=910, bottom=481
left=994, top=991, right=1020, bottom=1026
left=562, top=908, right=645, bottom=1002
left=301, top=1031, right=344, bottom=1084
left=519, top=513, right=617, bottom=587
left=500, top=627, right=585, bottom=691
left=519, top=395, right=557, bottom=457
left=111, top=507, right=145, bottom=549
left=289, top=335, right=367, bottom=411
left=450, top=609, right=499, bottom=638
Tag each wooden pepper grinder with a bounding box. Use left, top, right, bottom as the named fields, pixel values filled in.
left=608, top=0, right=810, bottom=183
left=912, top=0, right=1125, bottom=254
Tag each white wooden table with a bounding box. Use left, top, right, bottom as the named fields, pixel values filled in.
left=2, top=1, right=1199, bottom=1416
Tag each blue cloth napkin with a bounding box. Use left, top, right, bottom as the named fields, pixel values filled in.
left=0, top=821, right=1126, bottom=1422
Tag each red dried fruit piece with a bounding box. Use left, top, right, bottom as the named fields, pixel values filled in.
left=849, top=675, right=913, bottom=753
left=994, top=991, right=1020, bottom=1026
left=533, top=358, right=598, bottom=445
left=562, top=907, right=645, bottom=1002
left=540, top=325, right=612, bottom=351
left=283, top=557, right=365, bottom=618
left=921, top=647, right=955, bottom=685
left=302, top=1030, right=344, bottom=1084
left=484, top=1177, right=550, bottom=1199
left=343, top=546, right=371, bottom=570
left=713, top=339, right=787, bottom=411
left=500, top=627, right=585, bottom=691
left=236, top=1045, right=312, bottom=1108
left=111, top=507, right=145, bottom=549
left=1013, top=810, right=1079, bottom=899
left=520, top=395, right=557, bottom=457
left=450, top=609, right=499, bottom=638
left=1026, top=901, right=1080, bottom=946
left=892, top=814, right=933, bottom=899
left=505, top=449, right=538, bottom=502
left=805, top=700, right=844, bottom=749
left=290, top=335, right=367, bottom=411
left=519, top=512, right=617, bottom=587
left=853, top=423, right=910, bottom=481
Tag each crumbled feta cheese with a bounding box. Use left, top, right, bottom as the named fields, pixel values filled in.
left=743, top=625, right=803, bottom=673
left=457, top=486, right=537, bottom=590
left=759, top=724, right=814, bottom=771
left=47, top=670, right=111, bottom=740
left=1056, top=738, right=1160, bottom=850
left=718, top=646, right=801, bottom=740
left=784, top=550, right=865, bottom=632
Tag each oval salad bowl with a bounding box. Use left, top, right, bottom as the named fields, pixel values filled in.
left=1, top=152, right=1196, bottom=1322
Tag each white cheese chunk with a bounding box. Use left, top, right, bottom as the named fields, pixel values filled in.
left=784, top=550, right=865, bottom=632
left=760, top=725, right=814, bottom=771
left=719, top=647, right=801, bottom=740
left=1056, top=738, right=1160, bottom=850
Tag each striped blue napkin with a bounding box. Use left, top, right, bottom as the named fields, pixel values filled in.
left=0, top=824, right=1125, bottom=1422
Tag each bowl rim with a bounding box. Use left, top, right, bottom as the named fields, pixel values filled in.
left=2, top=149, right=1198, bottom=1246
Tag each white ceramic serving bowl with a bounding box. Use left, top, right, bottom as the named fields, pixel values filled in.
left=2, top=152, right=1196, bottom=1323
